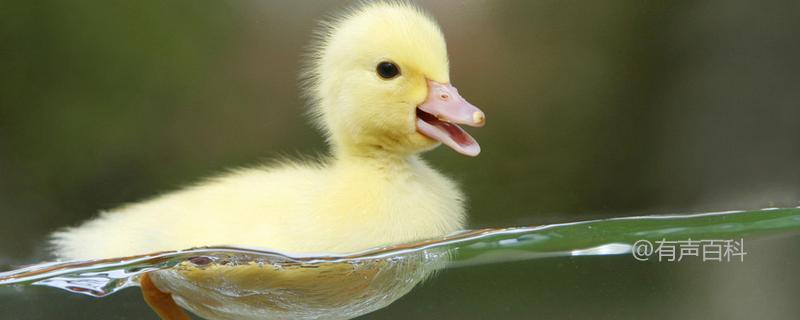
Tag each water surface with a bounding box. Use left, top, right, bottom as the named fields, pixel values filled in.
left=2, top=207, right=799, bottom=319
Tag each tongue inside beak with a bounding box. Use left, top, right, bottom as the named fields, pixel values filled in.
left=416, top=80, right=485, bottom=156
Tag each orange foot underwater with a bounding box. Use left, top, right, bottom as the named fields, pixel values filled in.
left=140, top=272, right=191, bottom=320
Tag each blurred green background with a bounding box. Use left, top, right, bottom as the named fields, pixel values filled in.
left=1, top=0, right=799, bottom=319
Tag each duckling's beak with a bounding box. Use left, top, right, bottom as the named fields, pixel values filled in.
left=416, top=80, right=485, bottom=156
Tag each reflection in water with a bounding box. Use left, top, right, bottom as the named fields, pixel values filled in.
left=2, top=207, right=799, bottom=319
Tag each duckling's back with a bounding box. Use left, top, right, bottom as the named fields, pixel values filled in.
left=51, top=157, right=465, bottom=260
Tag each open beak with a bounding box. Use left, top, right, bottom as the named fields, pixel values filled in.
left=416, top=80, right=485, bottom=156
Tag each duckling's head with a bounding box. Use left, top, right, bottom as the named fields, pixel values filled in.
left=305, top=2, right=485, bottom=157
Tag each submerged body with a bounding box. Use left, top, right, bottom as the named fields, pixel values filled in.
left=53, top=155, right=464, bottom=260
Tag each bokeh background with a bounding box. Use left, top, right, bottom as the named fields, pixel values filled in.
left=1, top=0, right=799, bottom=319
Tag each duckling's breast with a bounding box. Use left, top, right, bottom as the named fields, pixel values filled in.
left=302, top=157, right=466, bottom=253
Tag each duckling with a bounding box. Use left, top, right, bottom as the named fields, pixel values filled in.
left=51, top=1, right=484, bottom=261
left=50, top=1, right=485, bottom=318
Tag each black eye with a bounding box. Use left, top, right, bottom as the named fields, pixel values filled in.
left=376, top=61, right=400, bottom=79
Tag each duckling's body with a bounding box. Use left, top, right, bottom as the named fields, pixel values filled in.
left=53, top=155, right=464, bottom=260
left=51, top=2, right=487, bottom=319
left=51, top=2, right=484, bottom=263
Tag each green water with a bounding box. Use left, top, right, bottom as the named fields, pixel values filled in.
left=450, top=207, right=800, bottom=266
left=2, top=207, right=798, bottom=319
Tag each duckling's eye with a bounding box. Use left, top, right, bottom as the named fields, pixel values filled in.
left=376, top=61, right=400, bottom=79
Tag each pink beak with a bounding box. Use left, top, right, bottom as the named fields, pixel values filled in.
left=416, top=80, right=485, bottom=156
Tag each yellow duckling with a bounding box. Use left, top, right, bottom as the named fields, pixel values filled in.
left=50, top=2, right=485, bottom=319
left=51, top=1, right=484, bottom=261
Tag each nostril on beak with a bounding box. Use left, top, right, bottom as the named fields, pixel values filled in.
left=439, top=93, right=449, bottom=100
